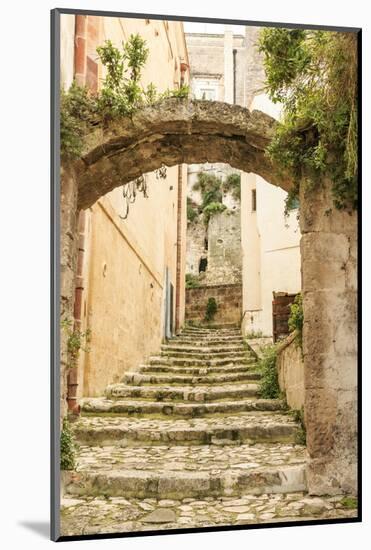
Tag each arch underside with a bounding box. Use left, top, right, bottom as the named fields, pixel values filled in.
left=73, top=99, right=292, bottom=210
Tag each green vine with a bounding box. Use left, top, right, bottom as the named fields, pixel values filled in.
left=258, top=29, right=358, bottom=212
left=205, top=297, right=218, bottom=322
left=258, top=345, right=280, bottom=399
left=288, top=293, right=304, bottom=347
left=191, top=171, right=239, bottom=226
left=61, top=34, right=190, bottom=157
left=60, top=417, right=77, bottom=470
left=61, top=318, right=91, bottom=368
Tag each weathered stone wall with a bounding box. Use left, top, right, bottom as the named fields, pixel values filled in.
left=185, top=284, right=242, bottom=325
left=60, top=164, right=79, bottom=421
left=205, top=209, right=242, bottom=285
left=185, top=32, right=246, bottom=105
left=186, top=216, right=207, bottom=278
left=276, top=332, right=305, bottom=411
left=300, top=180, right=357, bottom=495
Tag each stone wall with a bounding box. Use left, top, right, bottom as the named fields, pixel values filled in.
left=300, top=180, right=357, bottom=496
left=276, top=332, right=305, bottom=411
left=185, top=284, right=242, bottom=326
left=205, top=209, right=242, bottom=285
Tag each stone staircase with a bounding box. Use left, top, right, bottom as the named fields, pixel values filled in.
left=60, top=326, right=356, bottom=536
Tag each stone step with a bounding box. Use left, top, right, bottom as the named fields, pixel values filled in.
left=123, top=372, right=261, bottom=386
left=64, top=443, right=307, bottom=499
left=181, top=330, right=242, bottom=337
left=161, top=344, right=247, bottom=357
left=159, top=350, right=251, bottom=360
left=182, top=324, right=239, bottom=329
left=60, top=492, right=357, bottom=536
left=171, top=337, right=245, bottom=346
left=139, top=364, right=255, bottom=375
left=80, top=397, right=287, bottom=417
left=73, top=412, right=300, bottom=447
left=105, top=382, right=260, bottom=402
left=149, top=356, right=253, bottom=367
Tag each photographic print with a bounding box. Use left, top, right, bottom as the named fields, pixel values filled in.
left=51, top=9, right=360, bottom=541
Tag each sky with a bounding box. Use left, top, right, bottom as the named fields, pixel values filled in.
left=183, top=22, right=246, bottom=35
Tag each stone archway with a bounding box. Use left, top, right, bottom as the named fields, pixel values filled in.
left=60, top=98, right=357, bottom=496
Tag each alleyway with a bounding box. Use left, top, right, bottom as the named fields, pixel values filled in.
left=61, top=326, right=356, bottom=535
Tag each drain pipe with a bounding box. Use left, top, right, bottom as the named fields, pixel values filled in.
left=233, top=48, right=237, bottom=104
left=66, top=16, right=88, bottom=416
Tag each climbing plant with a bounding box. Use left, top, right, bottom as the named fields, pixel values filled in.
left=185, top=273, right=201, bottom=289
left=187, top=197, right=198, bottom=222
left=191, top=171, right=240, bottom=226
left=288, top=293, right=304, bottom=347
left=223, top=172, right=241, bottom=201
left=60, top=417, right=77, bottom=471
left=258, top=29, right=358, bottom=212
left=258, top=345, right=280, bottom=399
left=202, top=202, right=227, bottom=226
left=61, top=318, right=91, bottom=369
left=205, top=297, right=218, bottom=322
left=60, top=34, right=189, bottom=157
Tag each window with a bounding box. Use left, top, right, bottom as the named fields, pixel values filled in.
left=194, top=79, right=219, bottom=101
left=251, top=189, right=257, bottom=212
left=199, top=257, right=208, bottom=273
left=199, top=88, right=216, bottom=100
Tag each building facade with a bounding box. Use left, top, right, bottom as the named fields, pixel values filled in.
left=60, top=14, right=189, bottom=397
left=185, top=25, right=301, bottom=336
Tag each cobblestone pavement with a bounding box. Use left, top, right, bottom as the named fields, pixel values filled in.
left=60, top=493, right=357, bottom=536
left=74, top=442, right=307, bottom=473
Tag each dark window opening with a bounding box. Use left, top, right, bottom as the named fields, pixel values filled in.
left=204, top=237, right=208, bottom=251
left=199, top=258, right=208, bottom=273
left=252, top=189, right=257, bottom=212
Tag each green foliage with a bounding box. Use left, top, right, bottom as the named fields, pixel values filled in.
left=187, top=198, right=198, bottom=222
left=258, top=345, right=280, bottom=399
left=185, top=273, right=201, bottom=289
left=203, top=201, right=227, bottom=225
left=60, top=417, right=76, bottom=470
left=192, top=172, right=228, bottom=226
left=290, top=407, right=306, bottom=445
left=96, top=36, right=149, bottom=117
left=288, top=293, right=303, bottom=347
left=60, top=81, right=97, bottom=158
left=223, top=173, right=241, bottom=201
left=61, top=318, right=91, bottom=368
left=60, top=35, right=190, bottom=157
left=244, top=329, right=264, bottom=339
left=205, top=297, right=218, bottom=322
left=340, top=496, right=357, bottom=509
left=259, top=29, right=358, bottom=211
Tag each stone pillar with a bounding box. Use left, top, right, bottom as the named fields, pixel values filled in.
left=60, top=163, right=79, bottom=421
left=300, top=179, right=358, bottom=495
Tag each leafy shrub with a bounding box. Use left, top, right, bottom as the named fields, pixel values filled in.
left=288, top=293, right=303, bottom=346
left=185, top=273, right=201, bottom=289
left=259, top=29, right=358, bottom=212
left=187, top=198, right=198, bottom=222
left=60, top=418, right=76, bottom=471
left=61, top=318, right=91, bottom=368
left=340, top=496, right=357, bottom=510
left=202, top=202, right=227, bottom=225
left=223, top=173, right=241, bottom=201
left=205, top=297, right=218, bottom=322
left=291, top=407, right=306, bottom=444
left=61, top=35, right=190, bottom=157
left=258, top=345, right=280, bottom=399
